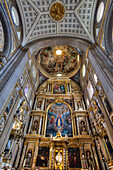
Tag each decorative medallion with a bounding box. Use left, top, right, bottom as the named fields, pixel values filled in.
left=50, top=1, right=65, bottom=22
left=37, top=45, right=80, bottom=78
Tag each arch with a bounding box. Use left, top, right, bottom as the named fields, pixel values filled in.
left=8, top=0, right=23, bottom=43
left=0, top=3, right=12, bottom=59
left=93, top=0, right=106, bottom=41
left=104, top=1, right=113, bottom=54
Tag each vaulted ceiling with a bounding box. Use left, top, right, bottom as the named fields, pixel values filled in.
left=16, top=0, right=97, bottom=46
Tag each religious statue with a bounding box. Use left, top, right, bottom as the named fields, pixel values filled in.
left=80, top=121, right=87, bottom=135
left=77, top=100, right=83, bottom=110
left=86, top=151, right=93, bottom=170
left=32, top=120, right=39, bottom=134
left=36, top=98, right=43, bottom=109
left=56, top=152, right=62, bottom=165
left=23, top=149, right=32, bottom=167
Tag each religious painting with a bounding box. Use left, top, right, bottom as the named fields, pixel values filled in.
left=46, top=103, right=72, bottom=137
left=36, top=147, right=49, bottom=167
left=38, top=45, right=80, bottom=76
left=53, top=81, right=65, bottom=94
left=68, top=148, right=81, bottom=168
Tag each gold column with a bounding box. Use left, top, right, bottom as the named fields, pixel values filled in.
left=66, top=146, right=69, bottom=169
left=42, top=114, right=45, bottom=136
left=32, top=142, right=39, bottom=168
left=73, top=115, right=77, bottom=136
left=49, top=142, right=54, bottom=169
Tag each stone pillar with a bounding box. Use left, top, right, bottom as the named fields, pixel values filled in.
left=97, top=95, right=113, bottom=147
left=10, top=140, right=18, bottom=166
left=19, top=142, right=27, bottom=167
left=28, top=116, right=33, bottom=134
left=15, top=139, right=24, bottom=168
left=92, top=144, right=99, bottom=170
left=95, top=139, right=105, bottom=170
left=88, top=47, right=113, bottom=105
left=32, top=142, right=39, bottom=168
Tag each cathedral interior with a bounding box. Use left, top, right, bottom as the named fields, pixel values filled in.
left=0, top=0, right=113, bottom=169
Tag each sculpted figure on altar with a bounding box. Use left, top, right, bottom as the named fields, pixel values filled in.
left=31, top=120, right=39, bottom=134
left=80, top=121, right=88, bottom=135
left=23, top=149, right=32, bottom=167
left=56, top=152, right=62, bottom=165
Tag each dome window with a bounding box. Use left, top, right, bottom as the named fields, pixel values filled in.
left=11, top=6, right=19, bottom=26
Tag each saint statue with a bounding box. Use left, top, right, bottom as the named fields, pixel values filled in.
left=56, top=152, right=62, bottom=165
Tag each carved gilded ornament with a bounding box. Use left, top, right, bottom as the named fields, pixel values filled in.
left=55, top=97, right=64, bottom=103
left=50, top=1, right=65, bottom=22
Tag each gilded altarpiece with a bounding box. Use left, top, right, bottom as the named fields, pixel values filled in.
left=20, top=79, right=99, bottom=170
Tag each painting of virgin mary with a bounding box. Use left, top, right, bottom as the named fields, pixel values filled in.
left=46, top=103, right=72, bottom=137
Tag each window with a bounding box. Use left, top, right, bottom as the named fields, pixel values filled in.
left=11, top=6, right=19, bottom=26
left=96, top=2, right=104, bottom=23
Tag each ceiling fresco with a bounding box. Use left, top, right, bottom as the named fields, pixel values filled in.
left=15, top=0, right=96, bottom=45
left=37, top=45, right=80, bottom=77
